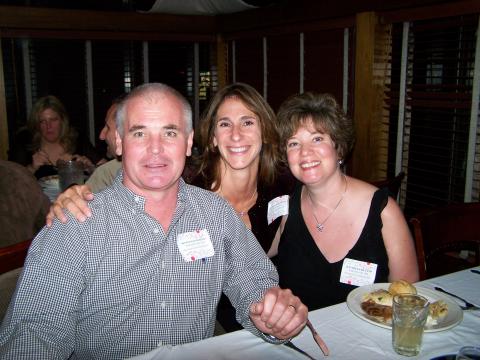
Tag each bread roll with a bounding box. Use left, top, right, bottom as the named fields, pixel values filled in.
left=388, top=280, right=417, bottom=296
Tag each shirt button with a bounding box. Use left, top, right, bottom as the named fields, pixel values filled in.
left=161, top=261, right=165, bottom=269
left=134, top=196, right=140, bottom=202
left=161, top=301, right=166, bottom=309
left=131, top=209, right=136, bottom=214
left=153, top=228, right=160, bottom=234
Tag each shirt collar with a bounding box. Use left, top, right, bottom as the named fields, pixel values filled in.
left=112, top=170, right=188, bottom=211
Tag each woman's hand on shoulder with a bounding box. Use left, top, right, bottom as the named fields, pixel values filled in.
left=46, top=184, right=94, bottom=227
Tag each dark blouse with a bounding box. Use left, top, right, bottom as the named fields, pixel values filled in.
left=190, top=167, right=295, bottom=253
left=190, top=167, right=295, bottom=332
left=277, top=185, right=390, bottom=310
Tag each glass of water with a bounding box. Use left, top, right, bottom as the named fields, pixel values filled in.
left=392, top=294, right=429, bottom=357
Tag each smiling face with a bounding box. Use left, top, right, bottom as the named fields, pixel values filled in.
left=286, top=118, right=339, bottom=185
left=39, top=108, right=63, bottom=143
left=115, top=92, right=193, bottom=197
left=213, top=97, right=262, bottom=172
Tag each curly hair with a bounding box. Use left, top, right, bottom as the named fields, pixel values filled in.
left=195, top=83, right=281, bottom=190
left=27, top=95, right=77, bottom=153
left=276, top=92, right=355, bottom=161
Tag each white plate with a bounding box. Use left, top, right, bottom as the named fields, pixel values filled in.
left=346, top=283, right=463, bottom=332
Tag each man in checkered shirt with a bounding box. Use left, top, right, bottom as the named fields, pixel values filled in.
left=0, top=83, right=307, bottom=359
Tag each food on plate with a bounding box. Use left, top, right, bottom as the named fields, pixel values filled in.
left=426, top=300, right=448, bottom=326
left=388, top=280, right=417, bottom=296
left=362, top=289, right=393, bottom=306
left=360, top=281, right=449, bottom=326
left=360, top=299, right=393, bottom=322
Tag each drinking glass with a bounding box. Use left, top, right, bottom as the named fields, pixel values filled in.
left=456, top=346, right=480, bottom=360
left=57, top=159, right=85, bottom=190
left=392, top=294, right=429, bottom=357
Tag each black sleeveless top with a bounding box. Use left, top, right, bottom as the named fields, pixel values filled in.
left=277, top=185, right=390, bottom=310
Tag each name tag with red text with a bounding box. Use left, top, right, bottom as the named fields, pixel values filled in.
left=339, top=258, right=377, bottom=286
left=177, top=229, right=215, bottom=262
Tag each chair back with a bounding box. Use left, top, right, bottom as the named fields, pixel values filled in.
left=0, top=239, right=32, bottom=274
left=0, top=239, right=32, bottom=321
left=410, top=202, right=480, bottom=280
left=371, top=172, right=405, bottom=199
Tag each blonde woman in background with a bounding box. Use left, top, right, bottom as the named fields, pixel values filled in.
left=10, top=95, right=97, bottom=179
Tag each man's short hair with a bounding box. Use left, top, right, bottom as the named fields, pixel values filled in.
left=116, top=83, right=192, bottom=137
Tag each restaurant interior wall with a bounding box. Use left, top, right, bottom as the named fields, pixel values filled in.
left=223, top=4, right=479, bottom=215
left=0, top=0, right=479, bottom=217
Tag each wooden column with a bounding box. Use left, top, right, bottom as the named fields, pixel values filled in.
left=352, top=12, right=390, bottom=182
left=0, top=40, right=8, bottom=160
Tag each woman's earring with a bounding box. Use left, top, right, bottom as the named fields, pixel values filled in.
left=338, top=159, right=343, bottom=166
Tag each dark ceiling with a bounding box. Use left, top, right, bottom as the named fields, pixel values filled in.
left=0, top=0, right=285, bottom=13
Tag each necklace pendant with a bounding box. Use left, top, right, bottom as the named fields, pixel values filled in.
left=316, top=223, right=324, bottom=232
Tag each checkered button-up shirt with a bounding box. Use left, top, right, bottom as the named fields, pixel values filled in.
left=0, top=174, right=279, bottom=359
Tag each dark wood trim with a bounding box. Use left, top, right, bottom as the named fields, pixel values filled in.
left=0, top=29, right=216, bottom=42
left=380, top=0, right=480, bottom=23
left=218, top=0, right=477, bottom=35
left=0, top=5, right=217, bottom=40
left=222, top=16, right=355, bottom=40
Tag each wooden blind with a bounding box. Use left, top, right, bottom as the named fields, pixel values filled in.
left=387, top=15, right=479, bottom=217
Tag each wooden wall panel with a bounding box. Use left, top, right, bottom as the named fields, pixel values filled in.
left=304, top=28, right=344, bottom=102
left=233, top=38, right=264, bottom=95
left=266, top=34, right=300, bottom=112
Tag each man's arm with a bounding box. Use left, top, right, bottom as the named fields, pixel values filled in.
left=221, top=204, right=307, bottom=342
left=0, top=220, right=85, bottom=358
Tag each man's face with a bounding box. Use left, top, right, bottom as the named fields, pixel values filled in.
left=115, top=93, right=193, bottom=197
left=99, top=104, right=118, bottom=158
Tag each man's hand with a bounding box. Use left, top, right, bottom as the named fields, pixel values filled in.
left=250, top=287, right=307, bottom=340
left=46, top=184, right=94, bottom=227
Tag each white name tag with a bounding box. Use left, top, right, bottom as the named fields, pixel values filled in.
left=177, top=229, right=215, bottom=262
left=267, top=195, right=289, bottom=225
left=339, top=258, right=378, bottom=286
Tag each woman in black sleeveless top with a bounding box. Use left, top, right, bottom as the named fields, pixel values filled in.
left=269, top=92, right=419, bottom=310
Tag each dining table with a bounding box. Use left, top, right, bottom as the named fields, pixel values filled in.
left=129, top=267, right=480, bottom=360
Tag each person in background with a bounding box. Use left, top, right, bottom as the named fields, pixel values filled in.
left=44, top=83, right=295, bottom=333
left=0, top=83, right=307, bottom=359
left=85, top=95, right=125, bottom=192
left=9, top=95, right=97, bottom=179
left=0, top=160, right=50, bottom=248
left=269, top=92, right=419, bottom=310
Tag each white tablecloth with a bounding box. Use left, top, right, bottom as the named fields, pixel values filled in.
left=129, top=267, right=480, bottom=360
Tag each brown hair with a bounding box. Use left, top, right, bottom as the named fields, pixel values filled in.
left=276, top=92, right=355, bottom=161
left=27, top=95, right=76, bottom=153
left=195, top=83, right=281, bottom=190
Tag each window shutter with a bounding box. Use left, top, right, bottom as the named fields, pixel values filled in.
left=387, top=15, right=479, bottom=217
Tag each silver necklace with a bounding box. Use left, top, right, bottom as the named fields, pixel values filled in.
left=219, top=187, right=257, bottom=217
left=306, top=175, right=347, bottom=232
left=237, top=189, right=257, bottom=217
